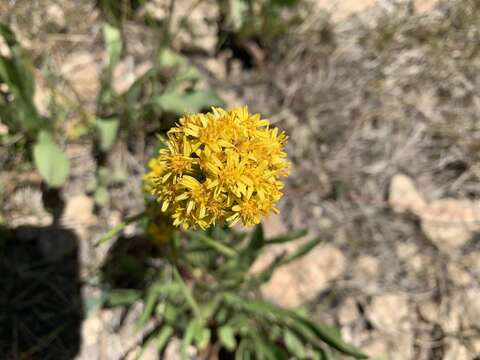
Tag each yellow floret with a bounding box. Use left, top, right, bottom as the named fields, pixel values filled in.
left=143, top=106, right=290, bottom=229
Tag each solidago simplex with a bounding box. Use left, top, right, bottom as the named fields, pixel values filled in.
left=144, top=106, right=290, bottom=230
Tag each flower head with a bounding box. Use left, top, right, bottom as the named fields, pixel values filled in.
left=144, top=106, right=290, bottom=229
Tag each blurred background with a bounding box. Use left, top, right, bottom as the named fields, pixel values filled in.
left=1, top=0, right=480, bottom=359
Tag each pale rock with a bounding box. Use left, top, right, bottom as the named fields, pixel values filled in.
left=262, top=214, right=288, bottom=239
left=126, top=346, right=158, bottom=360
left=61, top=52, right=100, bottom=104
left=356, top=255, right=379, bottom=276
left=0, top=121, right=8, bottom=135
left=420, top=199, right=480, bottom=251
left=413, top=0, right=439, bottom=14
left=46, top=3, right=66, bottom=29
left=362, top=336, right=388, bottom=360
left=261, top=243, right=345, bottom=307
left=441, top=296, right=462, bottom=333
left=164, top=338, right=182, bottom=360
left=447, top=262, right=471, bottom=287
left=408, top=254, right=424, bottom=272
left=390, top=333, right=414, bottom=360
left=396, top=242, right=418, bottom=259
left=112, top=58, right=152, bottom=94
left=82, top=316, right=103, bottom=347
left=62, top=195, right=95, bottom=232
left=418, top=302, right=440, bottom=323
left=203, top=57, right=227, bottom=80
left=470, top=337, right=480, bottom=355
left=338, top=298, right=360, bottom=325
left=314, top=0, right=377, bottom=22
left=0, top=33, right=11, bottom=57
left=444, top=339, right=470, bottom=360
left=33, top=71, right=49, bottom=116
left=463, top=288, right=480, bottom=329
left=389, top=174, right=426, bottom=215
left=368, top=294, right=409, bottom=331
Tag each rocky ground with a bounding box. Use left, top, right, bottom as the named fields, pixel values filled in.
left=1, top=0, right=480, bottom=359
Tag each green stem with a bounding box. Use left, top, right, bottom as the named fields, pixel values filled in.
left=173, top=266, right=203, bottom=323
left=186, top=230, right=237, bottom=258
left=95, top=211, right=146, bottom=246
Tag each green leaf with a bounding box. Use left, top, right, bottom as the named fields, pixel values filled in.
left=266, top=229, right=308, bottom=244
left=251, top=332, right=288, bottom=360
left=239, top=223, right=264, bottom=270
left=193, top=325, right=211, bottom=350
left=219, top=326, right=237, bottom=351
left=95, top=211, right=145, bottom=246
left=279, top=236, right=322, bottom=266
left=33, top=131, right=70, bottom=187
left=313, top=347, right=336, bottom=360
left=224, top=294, right=367, bottom=359
left=0, top=24, right=44, bottom=133
left=249, top=252, right=286, bottom=286
left=96, top=117, right=119, bottom=151
left=94, top=186, right=110, bottom=206
left=181, top=319, right=198, bottom=360
left=174, top=66, right=202, bottom=83
left=137, top=287, right=159, bottom=330
left=186, top=230, right=237, bottom=258
left=154, top=325, right=174, bottom=353
left=103, top=23, right=122, bottom=68
left=235, top=338, right=254, bottom=360
left=284, top=329, right=306, bottom=358
left=158, top=48, right=186, bottom=68
left=153, top=90, right=223, bottom=115
left=107, top=289, right=141, bottom=306
left=173, top=266, right=203, bottom=322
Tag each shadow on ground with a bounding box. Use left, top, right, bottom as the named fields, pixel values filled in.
left=0, top=225, right=83, bottom=360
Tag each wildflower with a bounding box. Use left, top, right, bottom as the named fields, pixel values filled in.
left=144, top=106, right=290, bottom=229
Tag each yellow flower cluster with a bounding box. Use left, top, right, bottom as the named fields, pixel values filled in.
left=144, top=106, right=290, bottom=229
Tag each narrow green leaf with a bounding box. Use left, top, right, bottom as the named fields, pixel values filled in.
left=137, top=287, right=159, bottom=330
left=103, top=23, right=122, bottom=68
left=173, top=267, right=203, bottom=322
left=224, top=294, right=367, bottom=359
left=153, top=90, right=223, bottom=115
left=235, top=339, right=254, bottom=360
left=279, top=236, right=322, bottom=266
left=218, top=326, right=236, bottom=351
left=284, top=329, right=306, bottom=358
left=95, top=211, right=145, bottom=246
left=94, top=186, right=110, bottom=206
left=181, top=319, right=198, bottom=360
left=158, top=48, right=186, bottom=68
left=251, top=332, right=287, bottom=360
left=193, top=325, right=211, bottom=350
left=250, top=223, right=265, bottom=250
left=248, top=252, right=286, bottom=286
left=266, top=229, right=308, bottom=244
left=33, top=131, right=70, bottom=187
left=238, top=223, right=265, bottom=270
left=186, top=230, right=237, bottom=258
left=154, top=325, right=174, bottom=353
left=96, top=117, right=119, bottom=151
left=174, top=66, right=202, bottom=83
left=107, top=289, right=141, bottom=306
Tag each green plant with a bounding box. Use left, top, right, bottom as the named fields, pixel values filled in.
left=100, top=215, right=367, bottom=359
left=96, top=22, right=223, bottom=151
left=0, top=23, right=70, bottom=188
left=98, top=106, right=366, bottom=358
left=218, top=0, right=302, bottom=43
